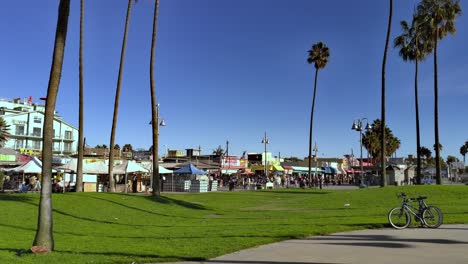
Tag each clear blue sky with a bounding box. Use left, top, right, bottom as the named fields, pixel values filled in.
left=1, top=0, right=467, bottom=161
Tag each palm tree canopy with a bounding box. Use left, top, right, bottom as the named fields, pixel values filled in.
left=0, top=117, right=11, bottom=146
left=394, top=15, right=433, bottom=62
left=460, top=141, right=468, bottom=156
left=307, top=41, right=330, bottom=70
left=212, top=145, right=225, bottom=156
left=419, top=146, right=432, bottom=159
left=361, top=119, right=401, bottom=159
left=417, top=0, right=462, bottom=41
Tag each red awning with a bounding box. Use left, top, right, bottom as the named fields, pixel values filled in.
left=282, top=166, right=293, bottom=170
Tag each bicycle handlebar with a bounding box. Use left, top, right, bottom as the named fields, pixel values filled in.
left=397, top=192, right=427, bottom=202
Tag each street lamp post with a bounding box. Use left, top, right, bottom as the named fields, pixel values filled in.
left=352, top=118, right=372, bottom=188
left=261, top=132, right=269, bottom=179
left=150, top=104, right=166, bottom=195
left=313, top=143, right=319, bottom=189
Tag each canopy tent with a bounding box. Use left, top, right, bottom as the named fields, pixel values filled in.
left=55, top=159, right=108, bottom=174
left=5, top=157, right=55, bottom=173
left=113, top=160, right=149, bottom=174
left=140, top=162, right=173, bottom=174
left=174, top=163, right=207, bottom=175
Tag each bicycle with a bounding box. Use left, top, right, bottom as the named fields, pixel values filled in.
left=388, top=192, right=443, bottom=229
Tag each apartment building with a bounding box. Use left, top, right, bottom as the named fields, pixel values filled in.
left=0, top=97, right=78, bottom=156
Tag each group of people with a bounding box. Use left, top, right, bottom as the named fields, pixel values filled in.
left=19, top=175, right=41, bottom=192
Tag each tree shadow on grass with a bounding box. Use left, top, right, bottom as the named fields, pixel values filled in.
left=81, top=193, right=206, bottom=218
left=145, top=195, right=208, bottom=210
left=0, top=193, right=36, bottom=202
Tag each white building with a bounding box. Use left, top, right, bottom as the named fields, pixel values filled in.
left=0, top=97, right=78, bottom=156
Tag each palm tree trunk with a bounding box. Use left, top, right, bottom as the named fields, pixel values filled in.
left=415, top=59, right=421, bottom=185
left=150, top=0, right=160, bottom=196
left=76, top=0, right=85, bottom=192
left=308, top=68, right=319, bottom=188
left=380, top=0, right=392, bottom=187
left=434, top=34, right=441, bottom=185
left=33, top=0, right=70, bottom=252
left=109, top=0, right=133, bottom=192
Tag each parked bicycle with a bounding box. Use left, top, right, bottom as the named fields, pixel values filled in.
left=388, top=192, right=443, bottom=229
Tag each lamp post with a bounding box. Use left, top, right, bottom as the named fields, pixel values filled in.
left=351, top=118, right=372, bottom=188
left=313, top=142, right=319, bottom=189
left=261, top=132, right=269, bottom=179
left=150, top=104, right=166, bottom=195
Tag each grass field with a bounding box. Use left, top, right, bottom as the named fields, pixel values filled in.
left=1, top=185, right=467, bottom=263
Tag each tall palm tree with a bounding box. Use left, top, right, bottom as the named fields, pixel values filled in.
left=394, top=15, right=432, bottom=185
left=460, top=141, right=468, bottom=166
left=380, top=0, right=393, bottom=187
left=0, top=117, right=10, bottom=147
left=150, top=0, right=161, bottom=196
left=417, top=0, right=461, bottom=184
left=32, top=0, right=70, bottom=253
left=306, top=41, right=330, bottom=186
left=76, top=0, right=85, bottom=192
left=108, top=0, right=134, bottom=192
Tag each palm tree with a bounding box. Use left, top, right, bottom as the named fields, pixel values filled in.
left=212, top=146, right=225, bottom=156
left=306, top=41, right=330, bottom=185
left=380, top=0, right=393, bottom=187
left=108, top=0, right=134, bottom=192
left=149, top=0, right=161, bottom=196
left=420, top=146, right=432, bottom=160
left=76, top=0, right=85, bottom=193
left=460, top=141, right=468, bottom=166
left=362, top=119, right=401, bottom=161
left=417, top=0, right=461, bottom=184
left=0, top=117, right=10, bottom=147
left=32, top=0, right=70, bottom=253
left=394, top=15, right=432, bottom=185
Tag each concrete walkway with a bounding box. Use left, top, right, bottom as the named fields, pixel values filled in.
left=163, top=224, right=468, bottom=264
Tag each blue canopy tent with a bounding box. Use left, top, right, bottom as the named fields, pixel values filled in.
left=174, top=163, right=207, bottom=175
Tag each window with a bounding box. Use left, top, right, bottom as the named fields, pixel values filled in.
left=64, top=142, right=72, bottom=152
left=15, top=139, right=24, bottom=149
left=33, top=127, right=41, bottom=137
left=65, top=130, right=73, bottom=140
left=15, top=125, right=25, bottom=136
left=34, top=116, right=42, bottom=123
left=53, top=142, right=61, bottom=151
left=32, top=140, right=41, bottom=149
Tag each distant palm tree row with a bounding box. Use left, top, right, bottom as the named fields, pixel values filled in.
left=394, top=0, right=461, bottom=185
left=306, top=0, right=461, bottom=187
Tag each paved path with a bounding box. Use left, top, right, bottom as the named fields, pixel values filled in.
left=162, top=224, right=468, bottom=264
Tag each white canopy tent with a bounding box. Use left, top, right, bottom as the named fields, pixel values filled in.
left=55, top=159, right=108, bottom=174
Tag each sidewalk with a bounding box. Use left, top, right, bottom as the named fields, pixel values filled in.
left=162, top=224, right=468, bottom=264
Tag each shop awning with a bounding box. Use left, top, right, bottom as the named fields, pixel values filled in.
left=292, top=166, right=323, bottom=172
left=250, top=165, right=264, bottom=171
left=272, top=164, right=284, bottom=171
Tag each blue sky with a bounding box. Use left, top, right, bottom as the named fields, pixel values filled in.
left=1, top=0, right=467, bottom=161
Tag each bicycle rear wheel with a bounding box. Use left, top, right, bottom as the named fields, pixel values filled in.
left=388, top=207, right=410, bottom=229
left=422, top=206, right=443, bottom=228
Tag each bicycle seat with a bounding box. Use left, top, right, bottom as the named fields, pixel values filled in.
left=417, top=196, right=427, bottom=200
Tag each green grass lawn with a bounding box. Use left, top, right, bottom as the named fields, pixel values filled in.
left=1, top=185, right=467, bottom=263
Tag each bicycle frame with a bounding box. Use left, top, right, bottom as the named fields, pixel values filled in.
left=401, top=200, right=422, bottom=220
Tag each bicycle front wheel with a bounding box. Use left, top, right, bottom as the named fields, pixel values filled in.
left=422, top=206, right=443, bottom=228
left=388, top=207, right=410, bottom=229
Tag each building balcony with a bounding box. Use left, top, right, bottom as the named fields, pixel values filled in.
left=10, top=132, right=42, bottom=139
